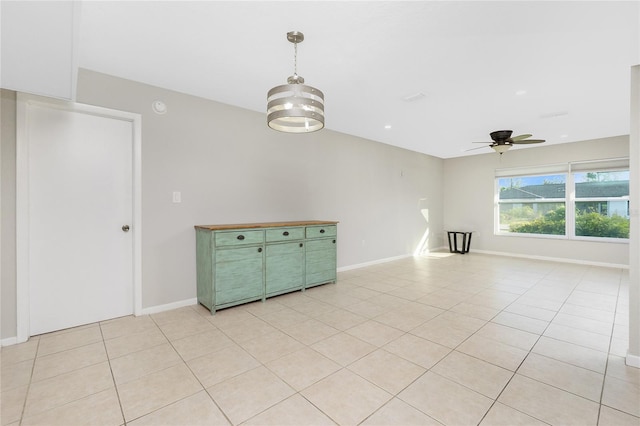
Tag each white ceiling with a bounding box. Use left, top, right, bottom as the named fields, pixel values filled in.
left=76, top=1, right=639, bottom=159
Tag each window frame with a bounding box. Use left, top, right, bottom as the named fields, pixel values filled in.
left=495, top=172, right=568, bottom=239
left=494, top=159, right=629, bottom=242
left=571, top=168, right=630, bottom=242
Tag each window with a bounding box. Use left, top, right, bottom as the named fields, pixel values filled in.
left=497, top=174, right=566, bottom=235
left=574, top=170, right=629, bottom=239
left=495, top=159, right=629, bottom=240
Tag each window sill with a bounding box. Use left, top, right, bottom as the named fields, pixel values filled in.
left=495, top=232, right=629, bottom=244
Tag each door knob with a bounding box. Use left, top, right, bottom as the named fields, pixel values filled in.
left=122, top=225, right=130, bottom=232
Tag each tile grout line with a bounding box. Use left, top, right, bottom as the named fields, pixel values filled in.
left=455, top=272, right=552, bottom=426
left=227, top=300, right=376, bottom=424
left=595, top=269, right=625, bottom=424
left=391, top=260, right=558, bottom=422
left=314, top=269, right=527, bottom=425
left=148, top=306, right=236, bottom=426
left=200, top=302, right=368, bottom=425
left=332, top=262, right=515, bottom=423
left=479, top=264, right=624, bottom=425
left=229, top=262, right=484, bottom=421
left=12, top=325, right=132, bottom=425
left=16, top=337, right=40, bottom=426
left=469, top=264, right=613, bottom=424
left=213, top=287, right=420, bottom=424
left=98, top=321, right=128, bottom=426
left=113, top=312, right=225, bottom=421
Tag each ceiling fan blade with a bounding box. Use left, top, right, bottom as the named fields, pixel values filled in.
left=472, top=141, right=493, bottom=144
left=512, top=139, right=545, bottom=144
left=465, top=146, right=489, bottom=152
left=511, top=134, right=533, bottom=142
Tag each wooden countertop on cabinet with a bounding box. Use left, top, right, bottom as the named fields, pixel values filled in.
left=195, top=220, right=338, bottom=231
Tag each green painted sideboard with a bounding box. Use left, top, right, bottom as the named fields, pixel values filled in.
left=195, top=221, right=338, bottom=314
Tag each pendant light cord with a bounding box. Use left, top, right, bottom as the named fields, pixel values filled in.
left=293, top=42, right=298, bottom=76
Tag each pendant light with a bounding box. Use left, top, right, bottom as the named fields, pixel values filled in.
left=267, top=31, right=325, bottom=133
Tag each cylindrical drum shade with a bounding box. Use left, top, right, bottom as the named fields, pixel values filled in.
left=267, top=83, right=325, bottom=133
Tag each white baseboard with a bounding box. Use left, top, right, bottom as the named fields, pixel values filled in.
left=471, top=249, right=629, bottom=269
left=338, top=254, right=412, bottom=272
left=626, top=352, right=640, bottom=368
left=337, top=247, right=628, bottom=275
left=140, top=298, right=198, bottom=316
left=1, top=336, right=18, bottom=347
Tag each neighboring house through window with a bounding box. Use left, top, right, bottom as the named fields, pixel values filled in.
left=495, top=159, right=629, bottom=240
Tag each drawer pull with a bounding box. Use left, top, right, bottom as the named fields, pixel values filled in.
left=237, top=235, right=245, bottom=240
left=258, top=247, right=263, bottom=253
left=320, top=229, right=325, bottom=234
left=299, top=243, right=303, bottom=247
left=283, top=231, right=289, bottom=236
left=333, top=239, right=336, bottom=243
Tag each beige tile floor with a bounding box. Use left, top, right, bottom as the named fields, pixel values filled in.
left=2, top=253, right=639, bottom=426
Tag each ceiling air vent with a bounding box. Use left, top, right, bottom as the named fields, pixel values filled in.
left=539, top=111, right=569, bottom=119
left=402, top=92, right=427, bottom=102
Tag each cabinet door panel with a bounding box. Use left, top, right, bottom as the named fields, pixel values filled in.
left=215, top=247, right=263, bottom=305
left=305, top=238, right=337, bottom=285
left=266, top=242, right=304, bottom=295
left=306, top=262, right=337, bottom=285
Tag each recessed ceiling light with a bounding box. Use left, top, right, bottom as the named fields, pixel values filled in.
left=384, top=125, right=392, bottom=130
left=515, top=90, right=527, bottom=96
left=560, top=134, right=568, bottom=138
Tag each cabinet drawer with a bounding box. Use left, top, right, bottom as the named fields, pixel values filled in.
left=266, top=227, right=305, bottom=242
left=305, top=238, right=336, bottom=253
left=306, top=225, right=337, bottom=239
left=215, top=230, right=264, bottom=247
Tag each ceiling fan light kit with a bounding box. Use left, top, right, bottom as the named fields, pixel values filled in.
left=267, top=31, right=325, bottom=133
left=492, top=144, right=511, bottom=154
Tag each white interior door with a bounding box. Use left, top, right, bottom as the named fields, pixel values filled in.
left=25, top=101, right=135, bottom=335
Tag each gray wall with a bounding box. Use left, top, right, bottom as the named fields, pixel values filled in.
left=0, top=72, right=444, bottom=339
left=74, top=70, right=444, bottom=311
left=443, top=136, right=630, bottom=266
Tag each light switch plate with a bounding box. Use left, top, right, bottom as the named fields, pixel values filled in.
left=172, top=191, right=181, bottom=203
